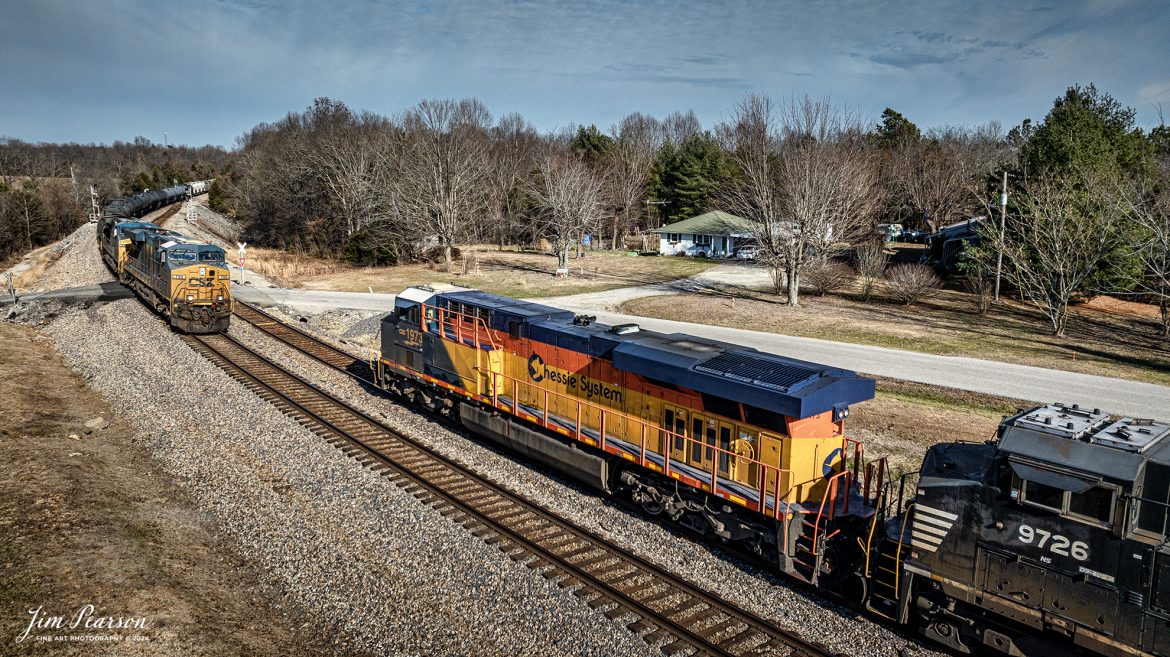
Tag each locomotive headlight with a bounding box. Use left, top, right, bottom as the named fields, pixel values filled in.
left=199, top=267, right=206, bottom=276
left=217, top=295, right=224, bottom=301
left=186, top=295, right=194, bottom=302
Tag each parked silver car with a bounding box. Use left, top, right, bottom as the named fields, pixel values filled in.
left=735, top=245, right=756, bottom=260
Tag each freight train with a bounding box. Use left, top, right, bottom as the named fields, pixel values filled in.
left=371, top=284, right=1169, bottom=657
left=96, top=182, right=231, bottom=333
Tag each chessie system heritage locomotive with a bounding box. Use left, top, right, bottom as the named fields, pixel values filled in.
left=373, top=284, right=1170, bottom=657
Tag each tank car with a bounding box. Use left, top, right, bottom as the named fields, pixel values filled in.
left=118, top=227, right=232, bottom=333
left=872, top=404, right=1170, bottom=656
left=373, top=285, right=883, bottom=588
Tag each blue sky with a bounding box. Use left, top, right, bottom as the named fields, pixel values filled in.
left=2, top=0, right=1168, bottom=148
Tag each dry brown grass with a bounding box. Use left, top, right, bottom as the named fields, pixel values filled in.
left=285, top=246, right=718, bottom=298
left=12, top=244, right=64, bottom=288
left=620, top=282, right=1170, bottom=386
left=0, top=321, right=325, bottom=655
left=239, top=246, right=349, bottom=286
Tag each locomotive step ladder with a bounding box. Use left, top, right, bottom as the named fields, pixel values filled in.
left=866, top=501, right=915, bottom=621
left=788, top=514, right=825, bottom=585
left=867, top=536, right=908, bottom=620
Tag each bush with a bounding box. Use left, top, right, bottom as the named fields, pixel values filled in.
left=802, top=260, right=855, bottom=296
left=963, top=272, right=994, bottom=314
left=853, top=241, right=888, bottom=301
left=886, top=264, right=941, bottom=305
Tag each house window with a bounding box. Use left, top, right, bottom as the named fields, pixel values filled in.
left=694, top=234, right=712, bottom=246
left=666, top=233, right=681, bottom=242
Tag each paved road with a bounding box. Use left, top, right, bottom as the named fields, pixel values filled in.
left=562, top=309, right=1170, bottom=422
left=235, top=276, right=1170, bottom=421
left=235, top=286, right=396, bottom=314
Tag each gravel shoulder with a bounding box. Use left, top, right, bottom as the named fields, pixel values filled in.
left=0, top=321, right=322, bottom=657
left=23, top=299, right=656, bottom=657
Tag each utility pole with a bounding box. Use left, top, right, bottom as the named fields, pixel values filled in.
left=994, top=170, right=1007, bottom=302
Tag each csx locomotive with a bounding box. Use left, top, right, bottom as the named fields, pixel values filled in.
left=372, top=285, right=1170, bottom=657
left=96, top=183, right=231, bottom=333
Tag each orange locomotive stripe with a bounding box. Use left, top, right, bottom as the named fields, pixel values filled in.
left=380, top=358, right=758, bottom=512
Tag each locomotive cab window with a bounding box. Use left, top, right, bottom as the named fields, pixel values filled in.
left=1067, top=485, right=1115, bottom=524
left=397, top=305, right=420, bottom=325
left=1136, top=462, right=1170, bottom=537
left=1019, top=474, right=1117, bottom=527
left=1022, top=480, right=1064, bottom=512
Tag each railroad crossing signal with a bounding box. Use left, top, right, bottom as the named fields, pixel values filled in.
left=236, top=242, right=247, bottom=285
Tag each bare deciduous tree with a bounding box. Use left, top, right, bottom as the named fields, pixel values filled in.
left=718, top=94, right=879, bottom=306
left=891, top=123, right=1008, bottom=234
left=661, top=111, right=702, bottom=146
left=527, top=151, right=607, bottom=274
left=891, top=137, right=970, bottom=233
left=995, top=174, right=1122, bottom=336
left=1109, top=173, right=1170, bottom=335
left=484, top=112, right=540, bottom=248
left=607, top=113, right=662, bottom=249
left=390, top=98, right=493, bottom=270
left=301, top=98, right=389, bottom=238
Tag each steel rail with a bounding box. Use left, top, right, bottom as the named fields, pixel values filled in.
left=185, top=328, right=839, bottom=657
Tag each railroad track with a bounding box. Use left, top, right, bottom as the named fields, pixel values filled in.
left=232, top=302, right=368, bottom=378
left=203, top=305, right=838, bottom=657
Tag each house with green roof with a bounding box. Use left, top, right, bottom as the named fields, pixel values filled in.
left=649, top=211, right=754, bottom=257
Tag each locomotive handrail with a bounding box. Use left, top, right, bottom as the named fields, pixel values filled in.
left=424, top=303, right=500, bottom=351
left=810, top=470, right=852, bottom=556
left=483, top=367, right=823, bottom=521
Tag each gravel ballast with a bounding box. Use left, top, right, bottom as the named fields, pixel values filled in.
left=229, top=313, right=943, bottom=657
left=41, top=299, right=656, bottom=657
left=26, top=222, right=112, bottom=291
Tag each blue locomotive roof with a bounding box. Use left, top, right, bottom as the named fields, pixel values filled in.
left=610, top=333, right=874, bottom=420
left=401, top=285, right=874, bottom=420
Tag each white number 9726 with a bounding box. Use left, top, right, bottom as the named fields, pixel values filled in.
left=1016, top=524, right=1089, bottom=561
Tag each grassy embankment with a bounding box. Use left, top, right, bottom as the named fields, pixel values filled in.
left=620, top=282, right=1170, bottom=387
left=242, top=246, right=719, bottom=298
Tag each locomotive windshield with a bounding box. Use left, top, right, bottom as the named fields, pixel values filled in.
left=169, top=249, right=197, bottom=262
left=200, top=251, right=225, bottom=262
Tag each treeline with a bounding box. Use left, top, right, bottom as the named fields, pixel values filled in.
left=217, top=86, right=1169, bottom=336
left=0, top=136, right=231, bottom=263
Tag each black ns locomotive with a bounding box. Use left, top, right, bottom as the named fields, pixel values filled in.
left=885, top=404, right=1170, bottom=656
